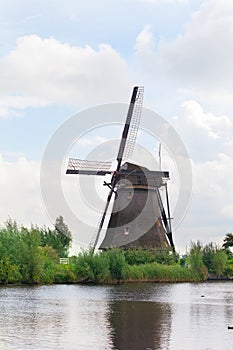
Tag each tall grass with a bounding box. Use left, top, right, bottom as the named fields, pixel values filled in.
left=70, top=249, right=204, bottom=283
left=123, top=262, right=202, bottom=282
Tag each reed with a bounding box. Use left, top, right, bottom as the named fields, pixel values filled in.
left=123, top=262, right=201, bottom=282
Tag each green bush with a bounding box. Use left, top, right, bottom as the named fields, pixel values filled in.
left=224, top=258, right=233, bottom=277
left=0, top=257, right=22, bottom=284
left=91, top=253, right=111, bottom=282
left=124, top=248, right=177, bottom=266
left=72, top=250, right=111, bottom=283
left=54, top=264, right=76, bottom=284
left=105, top=249, right=126, bottom=281
left=124, top=248, right=152, bottom=265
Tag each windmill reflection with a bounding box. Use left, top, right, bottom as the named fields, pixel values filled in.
left=108, top=299, right=171, bottom=350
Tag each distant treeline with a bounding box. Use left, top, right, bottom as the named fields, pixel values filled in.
left=0, top=219, right=233, bottom=284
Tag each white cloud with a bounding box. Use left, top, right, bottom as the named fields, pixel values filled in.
left=134, top=0, right=233, bottom=110
left=0, top=35, right=132, bottom=117
left=172, top=151, right=233, bottom=250
left=172, top=100, right=233, bottom=225
left=165, top=0, right=233, bottom=104
left=174, top=100, right=233, bottom=140
left=0, top=154, right=49, bottom=226
left=172, top=100, right=233, bottom=163
left=169, top=99, right=233, bottom=249
left=135, top=25, right=155, bottom=54
left=0, top=95, right=48, bottom=118
left=192, top=153, right=233, bottom=196
left=164, top=0, right=233, bottom=92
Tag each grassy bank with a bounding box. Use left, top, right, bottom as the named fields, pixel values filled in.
left=69, top=249, right=204, bottom=284
left=0, top=246, right=206, bottom=285
left=0, top=220, right=233, bottom=285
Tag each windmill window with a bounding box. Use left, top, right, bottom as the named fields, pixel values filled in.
left=124, top=227, right=129, bottom=235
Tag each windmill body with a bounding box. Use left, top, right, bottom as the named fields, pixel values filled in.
left=100, top=162, right=170, bottom=249
left=66, top=87, right=175, bottom=251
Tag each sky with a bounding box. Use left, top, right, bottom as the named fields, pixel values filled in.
left=0, top=0, right=233, bottom=253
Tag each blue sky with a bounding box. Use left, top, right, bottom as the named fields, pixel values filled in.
left=0, top=1, right=201, bottom=51
left=1, top=0, right=233, bottom=252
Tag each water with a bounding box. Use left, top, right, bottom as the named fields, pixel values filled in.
left=0, top=282, right=232, bottom=350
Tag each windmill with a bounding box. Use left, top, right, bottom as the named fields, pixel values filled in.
left=66, top=87, right=175, bottom=252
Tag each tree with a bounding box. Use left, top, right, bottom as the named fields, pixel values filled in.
left=202, top=242, right=216, bottom=273
left=40, top=216, right=72, bottom=257
left=223, top=233, right=233, bottom=249
left=212, top=249, right=227, bottom=277
left=20, top=228, right=42, bottom=283
left=202, top=243, right=228, bottom=277
left=54, top=216, right=72, bottom=256
left=189, top=241, right=203, bottom=270
left=189, top=241, right=208, bottom=280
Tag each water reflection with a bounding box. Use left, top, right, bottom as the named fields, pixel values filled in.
left=108, top=300, right=171, bottom=350
left=0, top=285, right=113, bottom=349
left=0, top=286, right=69, bottom=349
left=1, top=283, right=233, bottom=350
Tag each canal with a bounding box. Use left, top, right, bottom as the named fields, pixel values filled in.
left=0, top=282, right=232, bottom=349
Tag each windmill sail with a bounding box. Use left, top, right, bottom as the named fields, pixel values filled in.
left=66, top=158, right=112, bottom=175
left=91, top=86, right=144, bottom=251
left=156, top=187, right=175, bottom=250
left=123, top=86, right=144, bottom=160
left=116, top=86, right=144, bottom=167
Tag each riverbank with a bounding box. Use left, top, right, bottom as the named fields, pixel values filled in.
left=0, top=250, right=206, bottom=285
left=1, top=220, right=233, bottom=285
